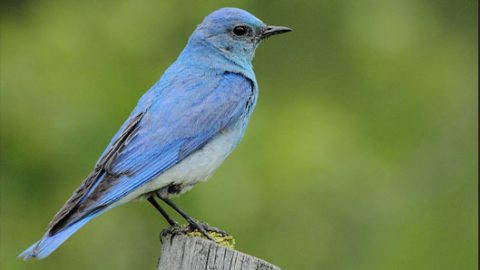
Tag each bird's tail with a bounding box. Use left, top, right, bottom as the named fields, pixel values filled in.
left=18, top=212, right=100, bottom=260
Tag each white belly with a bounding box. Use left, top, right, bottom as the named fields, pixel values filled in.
left=114, top=124, right=244, bottom=205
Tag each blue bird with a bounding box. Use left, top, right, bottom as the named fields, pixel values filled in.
left=19, top=7, right=291, bottom=260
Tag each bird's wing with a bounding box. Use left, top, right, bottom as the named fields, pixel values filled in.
left=46, top=111, right=145, bottom=233
left=47, top=72, right=254, bottom=234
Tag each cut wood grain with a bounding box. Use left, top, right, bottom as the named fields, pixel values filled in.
left=157, top=234, right=281, bottom=270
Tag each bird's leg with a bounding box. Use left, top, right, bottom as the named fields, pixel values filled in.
left=147, top=196, right=178, bottom=227
left=159, top=197, right=218, bottom=241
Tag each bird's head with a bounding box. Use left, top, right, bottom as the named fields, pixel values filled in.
left=187, top=8, right=291, bottom=69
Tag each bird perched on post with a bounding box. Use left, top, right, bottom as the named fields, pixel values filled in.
left=19, top=7, right=291, bottom=260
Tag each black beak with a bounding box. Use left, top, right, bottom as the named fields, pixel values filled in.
left=261, top=25, right=292, bottom=39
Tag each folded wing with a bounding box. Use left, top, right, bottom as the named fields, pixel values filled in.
left=49, top=71, right=254, bottom=234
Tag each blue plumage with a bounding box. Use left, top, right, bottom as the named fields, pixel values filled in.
left=19, top=7, right=290, bottom=260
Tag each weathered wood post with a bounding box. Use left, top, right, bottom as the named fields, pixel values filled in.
left=157, top=234, right=281, bottom=270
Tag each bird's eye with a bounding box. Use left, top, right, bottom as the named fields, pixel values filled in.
left=233, top=25, right=249, bottom=36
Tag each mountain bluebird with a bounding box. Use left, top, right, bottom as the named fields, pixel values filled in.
left=19, top=7, right=291, bottom=260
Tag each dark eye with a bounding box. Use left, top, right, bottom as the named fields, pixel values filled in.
left=233, top=25, right=248, bottom=36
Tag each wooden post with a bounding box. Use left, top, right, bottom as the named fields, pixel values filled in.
left=157, top=234, right=281, bottom=270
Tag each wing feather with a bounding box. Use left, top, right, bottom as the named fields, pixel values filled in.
left=47, top=72, right=253, bottom=233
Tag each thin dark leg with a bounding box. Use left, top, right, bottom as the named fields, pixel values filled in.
left=160, top=197, right=215, bottom=241
left=147, top=196, right=178, bottom=226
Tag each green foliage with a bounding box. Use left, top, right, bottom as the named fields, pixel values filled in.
left=0, top=1, right=477, bottom=269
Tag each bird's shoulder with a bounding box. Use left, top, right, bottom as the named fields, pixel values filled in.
left=143, top=68, right=256, bottom=129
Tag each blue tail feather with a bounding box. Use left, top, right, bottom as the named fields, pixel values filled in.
left=18, top=212, right=99, bottom=260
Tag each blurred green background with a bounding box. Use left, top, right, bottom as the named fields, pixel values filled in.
left=1, top=1, right=477, bottom=269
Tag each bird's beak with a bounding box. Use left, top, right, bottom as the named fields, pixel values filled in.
left=261, top=25, right=292, bottom=39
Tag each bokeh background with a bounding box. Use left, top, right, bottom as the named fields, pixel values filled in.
left=1, top=1, right=477, bottom=269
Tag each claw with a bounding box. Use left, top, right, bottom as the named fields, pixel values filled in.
left=159, top=224, right=182, bottom=243
left=159, top=221, right=229, bottom=244
left=187, top=221, right=215, bottom=241
left=196, top=223, right=228, bottom=237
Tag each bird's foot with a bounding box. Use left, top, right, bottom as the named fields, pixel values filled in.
left=159, top=221, right=232, bottom=245
left=183, top=222, right=235, bottom=248
left=159, top=222, right=218, bottom=240
left=159, top=223, right=183, bottom=243
left=186, top=220, right=229, bottom=240
left=186, top=219, right=216, bottom=241
left=191, top=222, right=228, bottom=236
